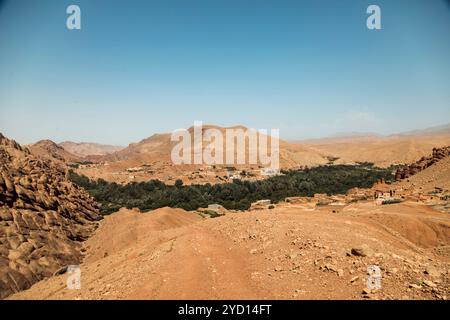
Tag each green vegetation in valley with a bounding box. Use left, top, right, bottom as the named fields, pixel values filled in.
left=69, top=164, right=394, bottom=215
left=68, top=161, right=94, bottom=169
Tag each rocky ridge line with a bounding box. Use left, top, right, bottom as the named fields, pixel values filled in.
left=395, top=146, right=450, bottom=180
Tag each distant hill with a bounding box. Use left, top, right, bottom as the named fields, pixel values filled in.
left=59, top=141, right=124, bottom=157
left=72, top=124, right=330, bottom=184
left=29, top=140, right=81, bottom=164
left=298, top=124, right=450, bottom=167
left=392, top=123, right=450, bottom=137
left=102, top=124, right=329, bottom=168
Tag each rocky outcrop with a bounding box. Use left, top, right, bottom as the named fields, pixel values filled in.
left=0, top=133, right=100, bottom=299
left=395, top=146, right=450, bottom=180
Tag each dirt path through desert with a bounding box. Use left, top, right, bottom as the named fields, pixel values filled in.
left=9, top=204, right=450, bottom=300
left=129, top=224, right=268, bottom=299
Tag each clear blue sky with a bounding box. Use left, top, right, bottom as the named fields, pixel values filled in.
left=0, top=0, right=449, bottom=145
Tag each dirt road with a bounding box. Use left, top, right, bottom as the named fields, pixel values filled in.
left=9, top=203, right=450, bottom=300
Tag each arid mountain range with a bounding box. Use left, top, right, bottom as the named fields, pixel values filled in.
left=59, top=142, right=124, bottom=158
left=39, top=123, right=450, bottom=185
left=300, top=124, right=450, bottom=168
left=75, top=124, right=328, bottom=184
left=1, top=123, right=449, bottom=300
left=9, top=152, right=450, bottom=300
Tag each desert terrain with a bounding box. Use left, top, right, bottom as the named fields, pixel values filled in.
left=301, top=125, right=450, bottom=167
left=1, top=125, right=450, bottom=300
left=59, top=141, right=124, bottom=158
left=0, top=133, right=101, bottom=299
left=47, top=124, right=450, bottom=186
left=71, top=125, right=329, bottom=185
left=9, top=200, right=450, bottom=300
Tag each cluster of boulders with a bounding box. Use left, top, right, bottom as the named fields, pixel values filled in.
left=395, top=146, right=450, bottom=180
left=0, top=133, right=101, bottom=299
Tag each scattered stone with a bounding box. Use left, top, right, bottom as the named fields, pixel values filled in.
left=423, top=280, right=437, bottom=288
left=424, top=266, right=441, bottom=278
left=286, top=252, right=298, bottom=260
left=409, top=283, right=422, bottom=289
left=351, top=244, right=374, bottom=257
left=362, top=288, right=371, bottom=295
left=389, top=268, right=398, bottom=275
left=274, top=266, right=283, bottom=272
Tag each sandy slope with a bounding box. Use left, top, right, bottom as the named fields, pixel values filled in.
left=301, top=135, right=450, bottom=167
left=59, top=142, right=124, bottom=158
left=10, top=203, right=450, bottom=300
left=395, top=156, right=450, bottom=193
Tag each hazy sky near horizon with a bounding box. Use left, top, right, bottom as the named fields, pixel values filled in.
left=0, top=0, right=449, bottom=145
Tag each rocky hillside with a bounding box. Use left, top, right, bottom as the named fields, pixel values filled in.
left=0, top=133, right=101, bottom=299
left=394, top=155, right=450, bottom=196
left=29, top=140, right=81, bottom=164
left=395, top=146, right=450, bottom=180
